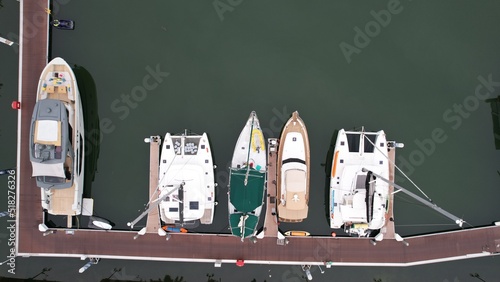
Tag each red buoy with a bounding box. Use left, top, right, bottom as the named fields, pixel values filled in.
left=11, top=101, right=20, bottom=110
left=236, top=259, right=244, bottom=267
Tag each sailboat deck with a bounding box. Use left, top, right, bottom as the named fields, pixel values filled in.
left=16, top=0, right=500, bottom=268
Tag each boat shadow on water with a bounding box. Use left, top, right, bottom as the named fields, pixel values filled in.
left=486, top=95, right=500, bottom=150
left=73, top=64, right=100, bottom=198
left=323, top=129, right=337, bottom=226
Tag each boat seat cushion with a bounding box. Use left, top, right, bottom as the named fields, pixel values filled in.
left=57, top=86, right=67, bottom=94
left=285, top=169, right=306, bottom=192
left=34, top=120, right=62, bottom=146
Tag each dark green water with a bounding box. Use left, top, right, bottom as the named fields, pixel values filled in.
left=1, top=0, right=500, bottom=281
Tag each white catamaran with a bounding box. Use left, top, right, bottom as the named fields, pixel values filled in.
left=228, top=111, right=267, bottom=240
left=158, top=130, right=216, bottom=227
left=29, top=57, right=85, bottom=219
left=329, top=128, right=389, bottom=236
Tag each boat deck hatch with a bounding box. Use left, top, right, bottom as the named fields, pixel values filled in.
left=355, top=175, right=367, bottom=189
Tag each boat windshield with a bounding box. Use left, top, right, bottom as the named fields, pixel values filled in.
left=346, top=133, right=360, bottom=152
left=364, top=134, right=376, bottom=153
left=36, top=175, right=67, bottom=185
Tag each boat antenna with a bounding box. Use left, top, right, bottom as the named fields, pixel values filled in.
left=362, top=168, right=464, bottom=227
left=363, top=134, right=433, bottom=202
left=244, top=112, right=256, bottom=186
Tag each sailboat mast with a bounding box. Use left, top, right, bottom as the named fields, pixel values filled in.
left=362, top=168, right=464, bottom=227
left=244, top=113, right=256, bottom=186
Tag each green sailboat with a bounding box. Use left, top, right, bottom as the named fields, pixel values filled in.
left=228, top=111, right=267, bottom=240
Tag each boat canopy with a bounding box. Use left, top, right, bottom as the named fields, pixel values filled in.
left=31, top=161, right=65, bottom=178
left=229, top=168, right=265, bottom=213
left=229, top=213, right=259, bottom=238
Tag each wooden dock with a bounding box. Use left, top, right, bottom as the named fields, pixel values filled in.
left=16, top=0, right=49, bottom=256
left=381, top=147, right=396, bottom=240
left=15, top=0, right=500, bottom=269
left=145, top=136, right=161, bottom=234
left=259, top=138, right=280, bottom=240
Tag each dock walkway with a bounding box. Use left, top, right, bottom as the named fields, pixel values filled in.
left=382, top=147, right=396, bottom=240
left=259, top=138, right=280, bottom=240
left=15, top=0, right=500, bottom=268
left=145, top=136, right=161, bottom=234
left=16, top=0, right=49, bottom=256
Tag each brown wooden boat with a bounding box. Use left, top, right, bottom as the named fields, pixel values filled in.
left=276, top=111, right=310, bottom=222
